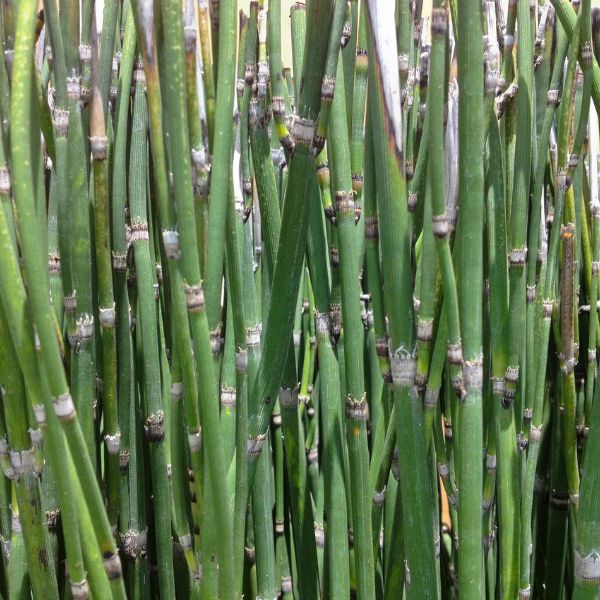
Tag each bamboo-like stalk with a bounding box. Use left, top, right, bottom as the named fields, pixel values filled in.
left=366, top=3, right=437, bottom=598
left=279, top=381, right=319, bottom=599
left=98, top=0, right=118, bottom=111
left=185, top=0, right=210, bottom=275
left=313, top=0, right=352, bottom=159
left=226, top=167, right=250, bottom=600
left=329, top=52, right=375, bottom=598
left=252, top=436, right=277, bottom=600
left=0, top=442, right=8, bottom=596
left=221, top=297, right=238, bottom=464
left=268, top=0, right=292, bottom=151
left=505, top=0, right=533, bottom=432
left=290, top=3, right=306, bottom=105
left=129, top=66, right=177, bottom=597
left=560, top=221, right=580, bottom=511
left=576, top=260, right=600, bottom=600
left=315, top=312, right=350, bottom=598
left=124, top=347, right=151, bottom=599
left=428, top=3, right=463, bottom=409
left=89, top=16, right=120, bottom=531
left=271, top=400, right=293, bottom=598
left=238, top=9, right=253, bottom=221
left=111, top=7, right=137, bottom=575
left=6, top=487, right=27, bottom=599
left=304, top=137, right=351, bottom=598
left=575, top=101, right=600, bottom=600
left=454, top=0, right=485, bottom=596
left=198, top=0, right=216, bottom=146
left=169, top=352, right=200, bottom=595
left=204, top=0, right=237, bottom=331
left=545, top=396, right=570, bottom=598
left=487, top=111, right=521, bottom=598
left=66, top=70, right=96, bottom=466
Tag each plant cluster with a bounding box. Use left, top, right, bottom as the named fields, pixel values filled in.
left=2, top=0, right=600, bottom=598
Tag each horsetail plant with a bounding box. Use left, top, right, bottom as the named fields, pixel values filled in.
left=5, top=0, right=600, bottom=598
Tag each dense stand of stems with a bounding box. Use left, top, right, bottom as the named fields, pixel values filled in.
left=3, top=1, right=600, bottom=598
